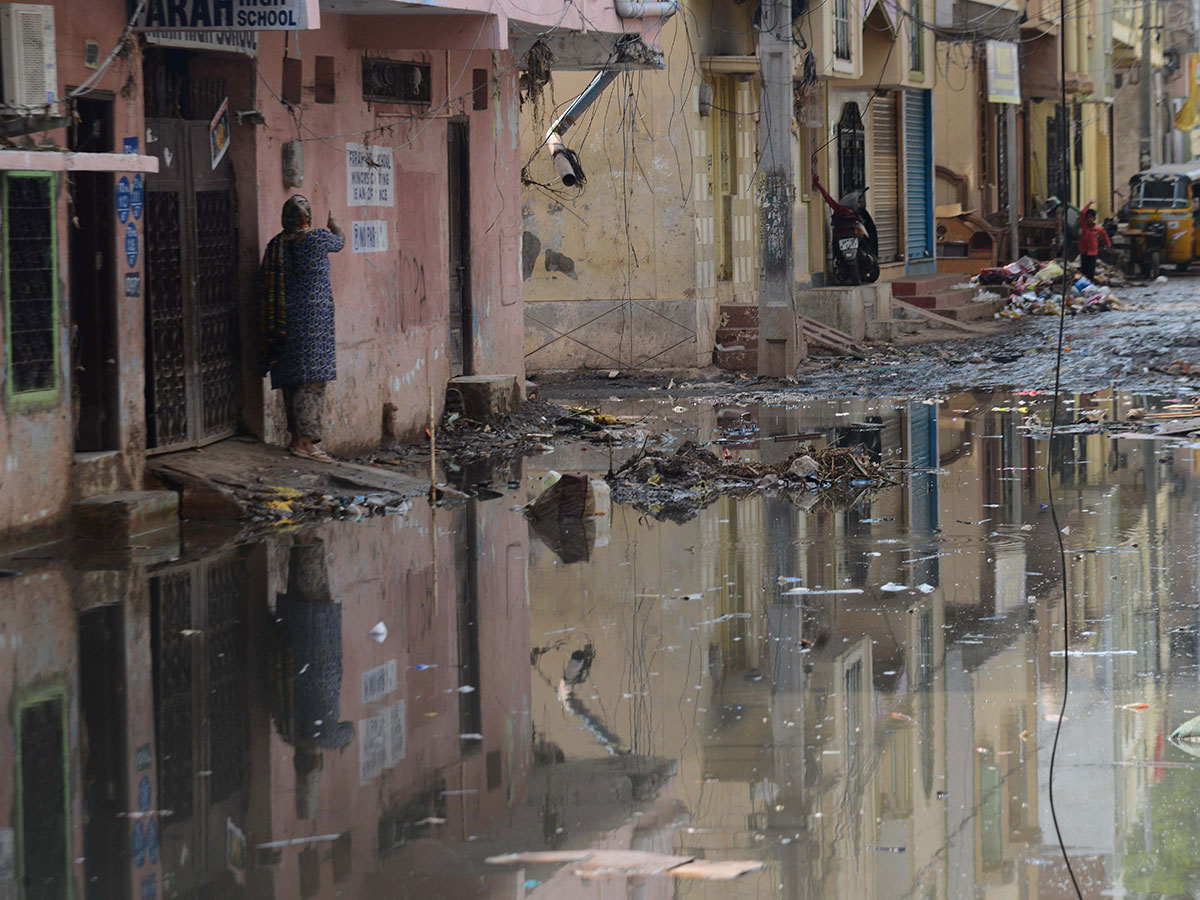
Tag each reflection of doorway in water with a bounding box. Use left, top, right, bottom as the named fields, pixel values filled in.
left=453, top=506, right=482, bottom=750
left=79, top=604, right=130, bottom=899
left=150, top=551, right=249, bottom=896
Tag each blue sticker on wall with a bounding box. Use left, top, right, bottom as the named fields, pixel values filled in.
left=131, top=821, right=146, bottom=868
left=123, top=136, right=139, bottom=155
left=116, top=176, right=130, bottom=224
left=135, top=743, right=152, bottom=771
left=138, top=776, right=151, bottom=812
left=147, top=816, right=159, bottom=865
left=140, top=876, right=156, bottom=900
left=131, top=174, right=143, bottom=220
left=125, top=222, right=139, bottom=268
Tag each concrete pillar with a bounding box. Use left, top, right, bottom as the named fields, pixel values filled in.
left=756, top=0, right=803, bottom=376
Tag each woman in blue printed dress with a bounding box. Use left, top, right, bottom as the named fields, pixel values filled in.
left=259, top=195, right=344, bottom=462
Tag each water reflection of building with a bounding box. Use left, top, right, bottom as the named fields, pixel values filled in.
left=239, top=488, right=534, bottom=900
left=12, top=390, right=1200, bottom=900
left=0, top=467, right=536, bottom=900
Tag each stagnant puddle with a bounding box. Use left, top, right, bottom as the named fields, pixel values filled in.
left=6, top=389, right=1200, bottom=898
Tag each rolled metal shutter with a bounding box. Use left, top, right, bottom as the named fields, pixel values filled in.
left=904, top=89, right=931, bottom=260
left=871, top=92, right=900, bottom=263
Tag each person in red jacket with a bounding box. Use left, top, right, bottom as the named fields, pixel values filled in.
left=1078, top=200, right=1111, bottom=280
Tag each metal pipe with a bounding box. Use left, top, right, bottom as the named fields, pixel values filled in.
left=548, top=69, right=621, bottom=136
left=543, top=69, right=622, bottom=186
left=546, top=133, right=579, bottom=187
left=615, top=0, right=679, bottom=16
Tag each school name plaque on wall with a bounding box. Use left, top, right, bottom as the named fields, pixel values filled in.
left=132, top=0, right=318, bottom=31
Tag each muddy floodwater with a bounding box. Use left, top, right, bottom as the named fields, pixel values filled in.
left=11, top=389, right=1200, bottom=899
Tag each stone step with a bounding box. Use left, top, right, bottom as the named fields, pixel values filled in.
left=73, top=451, right=126, bottom=500
left=446, top=375, right=521, bottom=424
left=890, top=274, right=964, bottom=297
left=878, top=316, right=925, bottom=334
left=941, top=298, right=1006, bottom=321
left=714, top=326, right=758, bottom=348
left=718, top=304, right=758, bottom=328
left=903, top=288, right=978, bottom=309
left=714, top=346, right=757, bottom=371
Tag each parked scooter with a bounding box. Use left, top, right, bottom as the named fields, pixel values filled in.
left=812, top=174, right=880, bottom=286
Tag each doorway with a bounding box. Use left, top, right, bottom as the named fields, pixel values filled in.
left=447, top=119, right=473, bottom=377
left=142, top=49, right=241, bottom=452
left=79, top=604, right=130, bottom=900
left=68, top=96, right=119, bottom=452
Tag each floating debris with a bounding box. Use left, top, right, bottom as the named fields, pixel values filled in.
left=608, top=441, right=902, bottom=523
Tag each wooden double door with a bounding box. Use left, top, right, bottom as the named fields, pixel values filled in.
left=143, top=115, right=240, bottom=451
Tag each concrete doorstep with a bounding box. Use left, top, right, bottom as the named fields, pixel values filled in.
left=146, top=436, right=427, bottom=524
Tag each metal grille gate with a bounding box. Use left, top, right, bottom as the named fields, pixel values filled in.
left=143, top=59, right=240, bottom=452
left=151, top=552, right=249, bottom=898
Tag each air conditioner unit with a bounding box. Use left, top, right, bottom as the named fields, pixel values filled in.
left=0, top=4, right=57, bottom=113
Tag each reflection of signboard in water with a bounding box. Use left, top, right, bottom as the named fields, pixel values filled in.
left=359, top=701, right=406, bottom=783
left=144, top=29, right=258, bottom=56
left=210, top=98, right=230, bottom=170
left=361, top=659, right=398, bottom=703
left=346, top=143, right=394, bottom=207
left=226, top=818, right=246, bottom=880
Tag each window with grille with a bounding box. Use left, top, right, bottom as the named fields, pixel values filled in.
left=834, top=0, right=851, bottom=60
left=362, top=58, right=432, bottom=105
left=909, top=0, right=924, bottom=72
left=837, top=103, right=866, bottom=197
left=4, top=173, right=57, bottom=402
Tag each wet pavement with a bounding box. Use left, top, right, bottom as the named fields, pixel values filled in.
left=11, top=385, right=1200, bottom=899
left=542, top=273, right=1200, bottom=401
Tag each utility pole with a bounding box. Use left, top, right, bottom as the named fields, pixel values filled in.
left=1006, top=104, right=1019, bottom=260
left=1141, top=0, right=1154, bottom=168
left=756, top=0, right=803, bottom=376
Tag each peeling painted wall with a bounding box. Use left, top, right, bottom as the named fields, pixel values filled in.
left=0, top=0, right=146, bottom=547
left=252, top=23, right=525, bottom=452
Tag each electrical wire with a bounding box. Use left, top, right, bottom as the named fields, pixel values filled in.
left=1045, top=0, right=1084, bottom=890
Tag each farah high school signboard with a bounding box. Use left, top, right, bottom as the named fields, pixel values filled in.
left=132, top=0, right=319, bottom=30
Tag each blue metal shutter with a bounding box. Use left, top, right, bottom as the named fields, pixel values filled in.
left=904, top=90, right=931, bottom=260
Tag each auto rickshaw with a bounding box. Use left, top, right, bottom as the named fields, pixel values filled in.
left=1126, top=162, right=1200, bottom=276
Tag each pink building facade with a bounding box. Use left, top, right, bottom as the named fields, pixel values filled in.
left=0, top=0, right=662, bottom=547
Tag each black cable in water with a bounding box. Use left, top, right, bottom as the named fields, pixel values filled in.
left=1045, top=0, right=1084, bottom=894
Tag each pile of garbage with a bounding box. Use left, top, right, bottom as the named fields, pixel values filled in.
left=607, top=441, right=901, bottom=523
left=971, top=257, right=1126, bottom=318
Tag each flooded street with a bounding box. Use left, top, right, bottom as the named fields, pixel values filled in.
left=11, top=389, right=1200, bottom=899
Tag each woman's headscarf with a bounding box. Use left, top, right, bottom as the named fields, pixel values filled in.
left=281, top=195, right=312, bottom=235
left=258, top=195, right=312, bottom=375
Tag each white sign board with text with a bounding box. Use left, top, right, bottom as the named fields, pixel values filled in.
left=352, top=220, right=389, bottom=253
left=346, top=143, right=394, bottom=207
left=134, top=0, right=317, bottom=30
